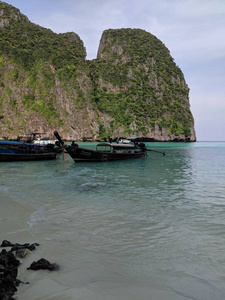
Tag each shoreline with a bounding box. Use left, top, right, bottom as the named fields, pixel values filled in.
left=0, top=193, right=35, bottom=243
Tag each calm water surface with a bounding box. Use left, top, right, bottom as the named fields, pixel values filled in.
left=1, top=142, right=225, bottom=299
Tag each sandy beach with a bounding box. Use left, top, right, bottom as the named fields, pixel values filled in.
left=1, top=191, right=190, bottom=300
left=0, top=193, right=34, bottom=242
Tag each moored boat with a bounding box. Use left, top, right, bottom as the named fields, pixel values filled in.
left=118, top=137, right=134, bottom=144
left=33, top=137, right=57, bottom=145
left=27, top=132, right=57, bottom=145
left=0, top=140, right=62, bottom=162
left=54, top=131, right=165, bottom=162
left=66, top=143, right=147, bottom=162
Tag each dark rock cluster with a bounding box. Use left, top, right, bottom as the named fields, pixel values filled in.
left=0, top=240, right=59, bottom=300
left=27, top=258, right=59, bottom=271
left=1, top=240, right=40, bottom=252
left=0, top=248, right=21, bottom=300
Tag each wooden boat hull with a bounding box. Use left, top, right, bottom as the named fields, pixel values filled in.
left=0, top=140, right=61, bottom=162
left=53, top=131, right=165, bottom=163
left=66, top=146, right=146, bottom=162
left=0, top=152, right=57, bottom=162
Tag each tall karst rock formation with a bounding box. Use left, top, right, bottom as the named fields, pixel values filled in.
left=0, top=2, right=196, bottom=141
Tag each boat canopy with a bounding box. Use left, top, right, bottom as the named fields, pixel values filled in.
left=96, top=143, right=112, bottom=151
left=97, top=143, right=112, bottom=147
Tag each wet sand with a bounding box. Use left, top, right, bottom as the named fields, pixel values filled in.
left=0, top=195, right=190, bottom=300
left=0, top=194, right=34, bottom=242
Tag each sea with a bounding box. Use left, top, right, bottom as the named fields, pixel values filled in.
left=1, top=141, right=225, bottom=300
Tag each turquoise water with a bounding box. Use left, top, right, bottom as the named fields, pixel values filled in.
left=1, top=142, right=225, bottom=299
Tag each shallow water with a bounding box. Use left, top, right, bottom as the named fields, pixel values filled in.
left=1, top=142, right=225, bottom=299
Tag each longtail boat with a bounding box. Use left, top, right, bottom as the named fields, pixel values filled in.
left=54, top=131, right=165, bottom=163
left=0, top=140, right=62, bottom=162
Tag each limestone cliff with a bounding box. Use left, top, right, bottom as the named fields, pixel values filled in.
left=94, top=29, right=196, bottom=141
left=0, top=2, right=196, bottom=141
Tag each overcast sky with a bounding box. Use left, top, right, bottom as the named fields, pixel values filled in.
left=4, top=0, right=225, bottom=141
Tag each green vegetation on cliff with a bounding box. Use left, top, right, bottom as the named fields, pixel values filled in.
left=0, top=2, right=196, bottom=141
left=90, top=29, right=193, bottom=137
left=0, top=2, right=86, bottom=69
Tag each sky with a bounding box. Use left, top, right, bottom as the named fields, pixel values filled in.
left=3, top=0, right=225, bottom=141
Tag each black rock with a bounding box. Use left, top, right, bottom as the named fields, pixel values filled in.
left=27, top=243, right=40, bottom=251
left=27, top=258, right=59, bottom=271
left=0, top=240, right=39, bottom=299
left=1, top=240, right=40, bottom=252
left=0, top=249, right=20, bottom=268
left=0, top=249, right=20, bottom=299
left=1, top=240, right=14, bottom=248
left=0, top=240, right=58, bottom=299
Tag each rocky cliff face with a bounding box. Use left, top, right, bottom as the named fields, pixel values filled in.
left=94, top=29, right=196, bottom=142
left=0, top=2, right=196, bottom=141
